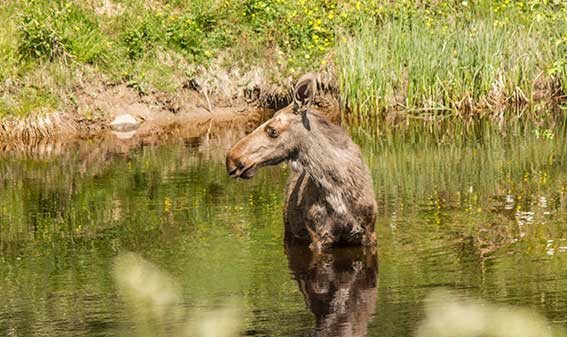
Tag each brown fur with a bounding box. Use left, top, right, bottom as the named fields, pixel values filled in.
left=226, top=74, right=377, bottom=251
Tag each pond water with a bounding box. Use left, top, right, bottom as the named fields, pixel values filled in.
left=2, top=134, right=567, bottom=337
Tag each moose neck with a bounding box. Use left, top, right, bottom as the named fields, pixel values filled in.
left=294, top=117, right=365, bottom=196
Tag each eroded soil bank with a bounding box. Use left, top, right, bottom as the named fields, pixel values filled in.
left=0, top=80, right=340, bottom=155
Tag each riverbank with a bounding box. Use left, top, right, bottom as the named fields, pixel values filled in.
left=0, top=74, right=341, bottom=153
left=0, top=80, right=271, bottom=146
left=1, top=0, right=566, bottom=145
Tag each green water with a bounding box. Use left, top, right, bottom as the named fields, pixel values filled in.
left=2, top=135, right=567, bottom=337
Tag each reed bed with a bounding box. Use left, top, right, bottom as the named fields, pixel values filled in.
left=337, top=0, right=567, bottom=139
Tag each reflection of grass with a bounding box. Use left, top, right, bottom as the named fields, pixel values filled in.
left=371, top=135, right=567, bottom=334
left=367, top=134, right=567, bottom=202
left=4, top=139, right=567, bottom=335
left=0, top=143, right=285, bottom=246
left=0, top=142, right=299, bottom=336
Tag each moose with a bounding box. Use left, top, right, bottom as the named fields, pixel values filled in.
left=226, top=74, right=377, bottom=252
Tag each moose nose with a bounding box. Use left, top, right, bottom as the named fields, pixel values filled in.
left=226, top=155, right=244, bottom=177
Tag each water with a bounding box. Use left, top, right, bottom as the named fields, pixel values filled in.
left=2, top=134, right=567, bottom=337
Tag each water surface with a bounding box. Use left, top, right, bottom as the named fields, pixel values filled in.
left=2, top=135, right=567, bottom=336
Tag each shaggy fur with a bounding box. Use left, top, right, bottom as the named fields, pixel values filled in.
left=226, top=73, right=377, bottom=251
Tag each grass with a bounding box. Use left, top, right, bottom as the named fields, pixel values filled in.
left=337, top=0, right=567, bottom=139
left=0, top=0, right=340, bottom=117
left=0, top=0, right=565, bottom=140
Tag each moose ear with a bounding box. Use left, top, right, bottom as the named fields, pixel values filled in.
left=293, top=73, right=316, bottom=113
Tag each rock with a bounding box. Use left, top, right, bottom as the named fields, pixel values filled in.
left=110, top=114, right=140, bottom=132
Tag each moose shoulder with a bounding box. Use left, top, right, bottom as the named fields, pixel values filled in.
left=226, top=73, right=377, bottom=252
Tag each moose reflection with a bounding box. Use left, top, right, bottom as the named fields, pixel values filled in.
left=286, top=244, right=378, bottom=337
left=227, top=74, right=377, bottom=252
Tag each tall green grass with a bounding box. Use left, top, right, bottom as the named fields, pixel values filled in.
left=337, top=0, right=567, bottom=139
left=0, top=0, right=339, bottom=117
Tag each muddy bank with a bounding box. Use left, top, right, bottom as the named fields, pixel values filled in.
left=0, top=85, right=261, bottom=144
left=0, top=78, right=340, bottom=155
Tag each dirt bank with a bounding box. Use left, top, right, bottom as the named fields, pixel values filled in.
left=0, top=77, right=340, bottom=154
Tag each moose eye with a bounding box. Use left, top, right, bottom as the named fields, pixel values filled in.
left=266, top=127, right=279, bottom=138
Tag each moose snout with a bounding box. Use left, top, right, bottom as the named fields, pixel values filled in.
left=226, top=153, right=244, bottom=177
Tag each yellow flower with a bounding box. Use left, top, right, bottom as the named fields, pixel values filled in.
left=328, top=11, right=334, bottom=20
left=164, top=197, right=172, bottom=212
left=73, top=26, right=80, bottom=31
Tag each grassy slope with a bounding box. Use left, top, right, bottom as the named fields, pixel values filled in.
left=0, top=0, right=565, bottom=136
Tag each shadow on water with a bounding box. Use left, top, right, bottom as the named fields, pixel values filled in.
left=285, top=244, right=378, bottom=337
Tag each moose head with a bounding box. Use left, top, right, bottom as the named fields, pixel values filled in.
left=226, top=73, right=317, bottom=179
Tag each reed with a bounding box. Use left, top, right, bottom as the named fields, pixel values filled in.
left=337, top=0, right=567, bottom=139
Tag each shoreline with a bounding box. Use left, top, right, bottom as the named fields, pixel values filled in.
left=0, top=71, right=565, bottom=153
left=0, top=79, right=342, bottom=155
left=0, top=83, right=272, bottom=152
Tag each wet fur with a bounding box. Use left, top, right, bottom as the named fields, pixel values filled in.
left=283, top=110, right=377, bottom=250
